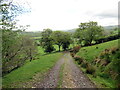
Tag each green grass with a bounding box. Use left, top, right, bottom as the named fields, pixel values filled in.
left=54, top=45, right=63, bottom=51
left=33, top=36, right=41, bottom=39
left=79, top=66, right=116, bottom=88
left=88, top=75, right=116, bottom=88
left=3, top=52, right=62, bottom=88
left=57, top=64, right=64, bottom=88
left=37, top=46, right=46, bottom=55
left=77, top=39, right=118, bottom=62
left=0, top=77, right=2, bottom=89
left=76, top=39, right=119, bottom=88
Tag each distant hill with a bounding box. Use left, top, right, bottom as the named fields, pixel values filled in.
left=64, top=25, right=118, bottom=34
left=103, top=25, right=117, bottom=30
left=63, top=28, right=77, bottom=33
left=21, top=31, right=42, bottom=37
left=103, top=25, right=118, bottom=35
left=21, top=25, right=118, bottom=36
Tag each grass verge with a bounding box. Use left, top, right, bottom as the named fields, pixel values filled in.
left=3, top=52, right=62, bottom=88
left=75, top=39, right=119, bottom=88
left=57, top=63, right=64, bottom=88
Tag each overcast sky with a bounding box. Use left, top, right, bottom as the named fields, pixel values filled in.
left=14, top=0, right=119, bottom=31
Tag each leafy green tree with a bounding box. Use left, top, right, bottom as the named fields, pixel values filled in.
left=1, top=1, right=36, bottom=75
left=41, top=29, right=55, bottom=53
left=74, top=28, right=84, bottom=45
left=52, top=31, right=72, bottom=51
left=62, top=32, right=72, bottom=51
left=75, top=21, right=103, bottom=45
left=22, top=35, right=37, bottom=62
left=52, top=31, right=64, bottom=51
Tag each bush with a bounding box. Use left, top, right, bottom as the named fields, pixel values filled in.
left=2, top=32, right=38, bottom=75
left=96, top=46, right=98, bottom=49
left=118, top=83, right=120, bottom=88
left=98, top=72, right=109, bottom=78
left=110, top=47, right=119, bottom=54
left=73, top=45, right=81, bottom=54
left=74, top=56, right=81, bottom=61
left=86, top=64, right=96, bottom=75
left=70, top=52, right=75, bottom=57
left=74, top=56, right=83, bottom=64
left=100, top=59, right=110, bottom=66
left=81, top=61, right=88, bottom=68
left=44, top=45, right=55, bottom=53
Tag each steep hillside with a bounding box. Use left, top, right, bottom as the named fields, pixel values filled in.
left=75, top=39, right=119, bottom=88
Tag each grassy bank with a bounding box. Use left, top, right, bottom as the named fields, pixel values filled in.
left=3, top=52, right=62, bottom=88
left=77, top=39, right=118, bottom=62
left=76, top=39, right=119, bottom=88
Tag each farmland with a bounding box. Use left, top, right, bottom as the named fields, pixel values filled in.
left=1, top=0, right=119, bottom=88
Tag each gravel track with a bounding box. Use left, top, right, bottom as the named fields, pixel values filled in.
left=62, top=52, right=96, bottom=88
left=35, top=52, right=96, bottom=88
left=34, top=54, right=65, bottom=88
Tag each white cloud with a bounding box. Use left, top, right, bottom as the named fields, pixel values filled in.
left=15, top=0, right=119, bottom=31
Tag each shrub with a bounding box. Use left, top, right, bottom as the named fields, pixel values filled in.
left=96, top=46, right=98, bottom=49
left=118, top=83, right=120, bottom=88
left=86, top=64, right=96, bottom=75
left=98, top=72, right=109, bottom=78
left=110, top=47, right=119, bottom=54
left=44, top=45, right=55, bottom=53
left=100, top=49, right=110, bottom=59
left=74, top=56, right=81, bottom=61
left=69, top=49, right=74, bottom=52
left=81, top=61, right=88, bottom=68
left=100, top=59, right=110, bottom=66
left=70, top=52, right=75, bottom=57
left=73, top=45, right=81, bottom=54
left=74, top=56, right=83, bottom=64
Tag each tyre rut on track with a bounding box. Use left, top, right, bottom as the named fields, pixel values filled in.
left=34, top=52, right=96, bottom=88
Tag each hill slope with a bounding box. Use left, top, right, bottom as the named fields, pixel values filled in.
left=76, top=39, right=119, bottom=88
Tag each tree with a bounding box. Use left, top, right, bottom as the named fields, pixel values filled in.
left=52, top=31, right=64, bottom=51
left=75, top=21, right=103, bottom=45
left=62, top=32, right=72, bottom=51
left=52, top=31, right=72, bottom=51
left=1, top=0, right=37, bottom=75
left=22, top=35, right=37, bottom=62
left=41, top=29, right=55, bottom=53
left=74, top=28, right=84, bottom=45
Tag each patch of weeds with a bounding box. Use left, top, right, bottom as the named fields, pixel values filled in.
left=81, top=61, right=88, bottom=68
left=86, top=64, right=96, bottom=75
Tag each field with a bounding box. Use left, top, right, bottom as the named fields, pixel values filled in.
left=2, top=47, right=62, bottom=88
left=77, top=39, right=118, bottom=62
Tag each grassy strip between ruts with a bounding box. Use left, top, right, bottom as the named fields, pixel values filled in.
left=3, top=52, right=63, bottom=88
left=57, top=63, right=64, bottom=88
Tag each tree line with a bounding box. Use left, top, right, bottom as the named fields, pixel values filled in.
left=1, top=0, right=37, bottom=75
left=39, top=21, right=104, bottom=53
left=40, top=29, right=72, bottom=53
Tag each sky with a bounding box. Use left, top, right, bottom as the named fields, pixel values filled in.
left=13, top=0, right=119, bottom=31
